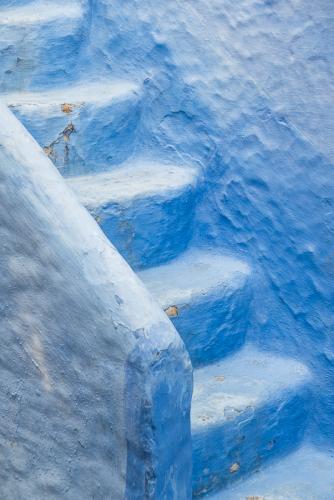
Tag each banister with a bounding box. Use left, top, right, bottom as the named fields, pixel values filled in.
left=0, top=103, right=192, bottom=499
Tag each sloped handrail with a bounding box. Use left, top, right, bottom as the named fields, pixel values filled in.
left=0, top=104, right=192, bottom=499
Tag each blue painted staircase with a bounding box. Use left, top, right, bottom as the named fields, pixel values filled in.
left=0, top=1, right=85, bottom=91
left=0, top=2, right=330, bottom=498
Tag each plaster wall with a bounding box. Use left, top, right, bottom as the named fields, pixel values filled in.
left=86, top=0, right=334, bottom=443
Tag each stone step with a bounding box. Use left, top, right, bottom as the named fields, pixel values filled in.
left=209, top=444, right=334, bottom=499
left=0, top=1, right=86, bottom=92
left=67, top=160, right=199, bottom=270
left=139, top=249, right=251, bottom=367
left=191, top=346, right=311, bottom=497
left=3, top=80, right=141, bottom=176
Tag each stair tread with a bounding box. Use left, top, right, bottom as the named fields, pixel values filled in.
left=0, top=1, right=83, bottom=25
left=139, top=248, right=250, bottom=308
left=209, top=444, right=334, bottom=499
left=192, top=346, right=310, bottom=432
left=67, top=160, right=199, bottom=206
left=3, top=80, right=139, bottom=110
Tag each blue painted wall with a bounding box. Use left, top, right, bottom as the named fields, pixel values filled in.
left=84, top=0, right=334, bottom=445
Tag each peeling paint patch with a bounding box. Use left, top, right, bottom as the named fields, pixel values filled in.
left=246, top=497, right=265, bottom=500
left=230, top=462, right=240, bottom=474
left=63, top=123, right=75, bottom=142
left=61, top=103, right=74, bottom=114
left=199, top=415, right=211, bottom=422
left=43, top=122, right=76, bottom=163
left=165, top=305, right=179, bottom=317
left=214, top=375, right=225, bottom=382
left=43, top=145, right=55, bottom=159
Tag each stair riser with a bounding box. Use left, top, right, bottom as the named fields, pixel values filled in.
left=10, top=94, right=141, bottom=176
left=168, top=286, right=251, bottom=367
left=0, top=14, right=84, bottom=93
left=192, top=385, right=310, bottom=497
left=89, top=187, right=197, bottom=270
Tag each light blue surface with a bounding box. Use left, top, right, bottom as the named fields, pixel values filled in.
left=209, top=445, right=334, bottom=500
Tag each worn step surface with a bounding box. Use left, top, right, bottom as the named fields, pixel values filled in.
left=191, top=346, right=311, bottom=497
left=3, top=80, right=141, bottom=176
left=139, top=249, right=251, bottom=367
left=0, top=1, right=86, bottom=93
left=209, top=444, right=334, bottom=499
left=67, top=160, right=199, bottom=270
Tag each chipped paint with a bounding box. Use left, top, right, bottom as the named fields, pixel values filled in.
left=61, top=103, right=74, bottom=114
left=165, top=305, right=179, bottom=318
left=43, top=122, right=75, bottom=163
left=43, top=145, right=55, bottom=159
left=230, top=463, right=240, bottom=474
left=63, top=122, right=75, bottom=141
